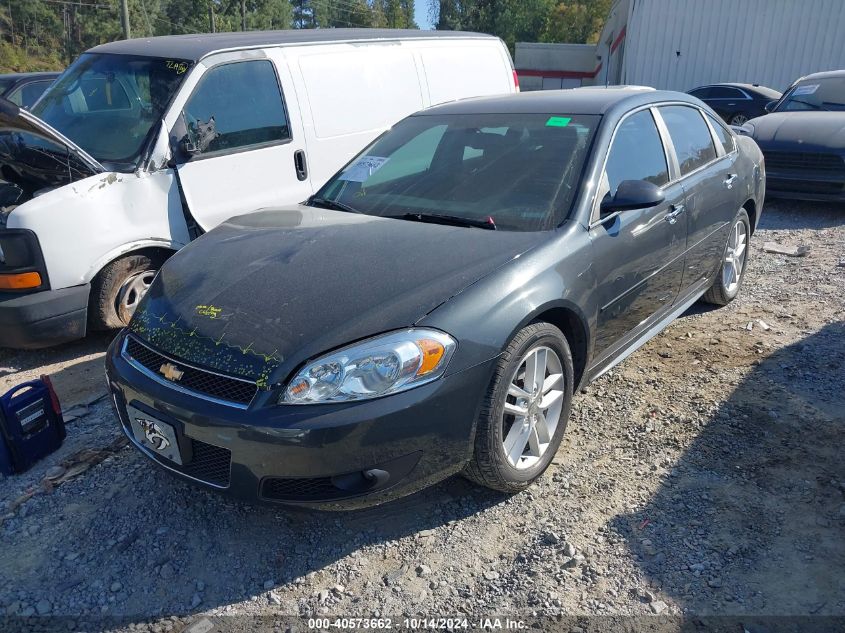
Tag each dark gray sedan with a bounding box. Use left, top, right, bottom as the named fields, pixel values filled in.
left=106, top=88, right=765, bottom=509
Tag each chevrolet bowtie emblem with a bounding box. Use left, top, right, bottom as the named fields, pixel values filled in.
left=159, top=362, right=185, bottom=381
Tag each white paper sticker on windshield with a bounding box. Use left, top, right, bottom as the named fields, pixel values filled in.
left=793, top=84, right=819, bottom=96
left=339, top=156, right=390, bottom=182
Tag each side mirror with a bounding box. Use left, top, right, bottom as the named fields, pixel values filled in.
left=601, top=180, right=665, bottom=215
left=764, top=100, right=778, bottom=113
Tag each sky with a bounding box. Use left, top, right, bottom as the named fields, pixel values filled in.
left=415, top=3, right=434, bottom=30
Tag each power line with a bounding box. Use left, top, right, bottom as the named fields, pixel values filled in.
left=39, top=0, right=112, bottom=8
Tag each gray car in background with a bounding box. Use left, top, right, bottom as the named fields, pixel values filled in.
left=106, top=88, right=765, bottom=509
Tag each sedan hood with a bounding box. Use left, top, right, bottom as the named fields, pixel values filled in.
left=748, top=112, right=845, bottom=148
left=0, top=97, right=103, bottom=198
left=130, top=206, right=547, bottom=388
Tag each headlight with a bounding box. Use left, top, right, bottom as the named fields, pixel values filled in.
left=282, top=328, right=456, bottom=404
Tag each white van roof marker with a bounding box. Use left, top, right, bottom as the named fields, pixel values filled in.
left=88, top=29, right=498, bottom=64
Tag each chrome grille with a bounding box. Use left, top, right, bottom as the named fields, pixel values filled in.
left=124, top=336, right=258, bottom=407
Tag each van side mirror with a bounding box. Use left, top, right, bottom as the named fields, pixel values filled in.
left=601, top=180, right=665, bottom=215
left=764, top=100, right=778, bottom=113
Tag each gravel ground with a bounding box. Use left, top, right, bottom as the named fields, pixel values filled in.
left=0, top=199, right=843, bottom=631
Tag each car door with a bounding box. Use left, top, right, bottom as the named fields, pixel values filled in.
left=589, top=107, right=688, bottom=358
left=171, top=57, right=311, bottom=231
left=657, top=105, right=738, bottom=292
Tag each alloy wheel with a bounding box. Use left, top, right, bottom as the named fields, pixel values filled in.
left=501, top=345, right=565, bottom=470
left=723, top=219, right=748, bottom=294
left=730, top=114, right=748, bottom=126
left=116, top=270, right=156, bottom=323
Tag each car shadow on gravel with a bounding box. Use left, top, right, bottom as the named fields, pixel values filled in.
left=610, top=321, right=845, bottom=615
left=760, top=199, right=845, bottom=230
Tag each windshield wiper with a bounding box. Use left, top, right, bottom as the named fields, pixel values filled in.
left=307, top=197, right=362, bottom=214
left=390, top=212, right=497, bottom=230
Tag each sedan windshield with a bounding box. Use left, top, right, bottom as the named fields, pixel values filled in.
left=776, top=77, right=845, bottom=112
left=31, top=53, right=191, bottom=170
left=312, top=113, right=600, bottom=232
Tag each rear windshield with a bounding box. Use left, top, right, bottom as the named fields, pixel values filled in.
left=777, top=77, right=845, bottom=112
left=31, top=54, right=191, bottom=169
left=313, top=113, right=600, bottom=232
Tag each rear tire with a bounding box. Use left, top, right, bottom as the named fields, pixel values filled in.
left=729, top=113, right=749, bottom=126
left=463, top=322, right=573, bottom=493
left=89, top=252, right=167, bottom=330
left=702, top=208, right=750, bottom=306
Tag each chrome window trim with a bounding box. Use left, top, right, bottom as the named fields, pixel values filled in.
left=121, top=335, right=256, bottom=410
left=588, top=103, right=673, bottom=226
left=589, top=101, right=734, bottom=226
left=655, top=103, right=727, bottom=183
left=702, top=111, right=737, bottom=157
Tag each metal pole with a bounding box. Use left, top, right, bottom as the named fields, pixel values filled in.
left=241, top=0, right=246, bottom=31
left=119, top=0, right=131, bottom=39
left=209, top=0, right=216, bottom=32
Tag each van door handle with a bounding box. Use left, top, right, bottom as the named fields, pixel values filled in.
left=724, top=173, right=738, bottom=189
left=294, top=150, right=308, bottom=182
left=665, top=204, right=684, bottom=224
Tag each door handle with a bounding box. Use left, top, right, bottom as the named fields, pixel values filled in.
left=665, top=204, right=685, bottom=224
left=724, top=173, right=738, bottom=189
left=294, top=149, right=308, bottom=182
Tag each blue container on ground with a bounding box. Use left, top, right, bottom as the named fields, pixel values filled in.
left=0, top=376, right=66, bottom=475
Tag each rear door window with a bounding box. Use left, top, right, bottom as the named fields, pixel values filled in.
left=605, top=109, right=669, bottom=195
left=708, top=86, right=744, bottom=99
left=705, top=113, right=735, bottom=155
left=689, top=87, right=712, bottom=99
left=182, top=60, right=289, bottom=155
left=659, top=105, right=717, bottom=176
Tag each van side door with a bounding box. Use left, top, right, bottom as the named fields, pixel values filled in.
left=170, top=54, right=311, bottom=231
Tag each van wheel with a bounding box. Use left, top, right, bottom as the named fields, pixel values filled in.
left=89, top=253, right=166, bottom=330
left=463, top=322, right=573, bottom=493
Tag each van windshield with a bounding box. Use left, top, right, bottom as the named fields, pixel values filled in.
left=311, top=112, right=600, bottom=232
left=31, top=53, right=191, bottom=170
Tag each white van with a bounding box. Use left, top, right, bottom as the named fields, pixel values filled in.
left=0, top=29, right=517, bottom=348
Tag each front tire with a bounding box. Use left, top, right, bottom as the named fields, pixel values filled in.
left=702, top=208, right=750, bottom=306
left=464, top=322, right=574, bottom=493
left=89, top=252, right=167, bottom=330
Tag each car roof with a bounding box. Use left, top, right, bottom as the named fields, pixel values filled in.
left=88, top=29, right=497, bottom=62
left=690, top=82, right=780, bottom=95
left=795, top=69, right=845, bottom=82
left=417, top=87, right=696, bottom=117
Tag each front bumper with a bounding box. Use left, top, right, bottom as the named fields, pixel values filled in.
left=0, top=284, right=89, bottom=349
left=105, top=332, right=494, bottom=510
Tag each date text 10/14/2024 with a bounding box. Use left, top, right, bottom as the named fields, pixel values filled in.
left=307, top=618, right=528, bottom=630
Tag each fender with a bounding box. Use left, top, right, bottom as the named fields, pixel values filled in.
left=84, top=239, right=182, bottom=284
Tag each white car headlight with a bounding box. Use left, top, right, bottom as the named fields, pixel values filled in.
left=282, top=328, right=456, bottom=404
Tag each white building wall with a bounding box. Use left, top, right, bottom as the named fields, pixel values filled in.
left=624, top=0, right=845, bottom=92
left=515, top=42, right=598, bottom=91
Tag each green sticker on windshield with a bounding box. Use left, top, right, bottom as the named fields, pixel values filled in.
left=546, top=116, right=572, bottom=127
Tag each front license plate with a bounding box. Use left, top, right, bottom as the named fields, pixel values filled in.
left=126, top=405, right=183, bottom=465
